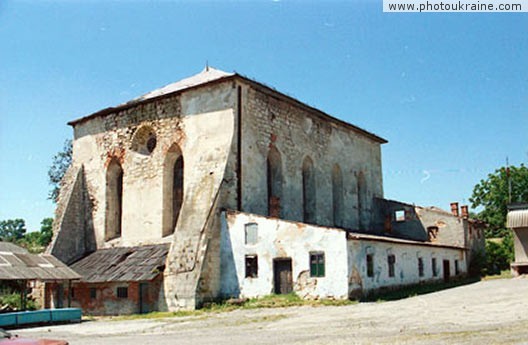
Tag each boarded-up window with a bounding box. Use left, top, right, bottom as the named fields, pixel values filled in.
left=105, top=159, right=123, bottom=241
left=310, top=252, right=325, bottom=277
left=116, top=287, right=128, bottom=299
left=332, top=164, right=344, bottom=227
left=89, top=288, right=97, bottom=300
left=366, top=254, right=374, bottom=277
left=418, top=257, right=424, bottom=277
left=388, top=254, right=396, bottom=277
left=302, top=156, right=316, bottom=224
left=432, top=258, right=438, bottom=276
left=267, top=147, right=283, bottom=218
left=245, top=255, right=258, bottom=278
left=245, top=223, right=258, bottom=245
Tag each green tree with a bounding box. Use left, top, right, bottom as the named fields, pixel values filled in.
left=0, top=219, right=27, bottom=241
left=38, top=217, right=53, bottom=246
left=48, top=139, right=72, bottom=203
left=18, top=218, right=54, bottom=253
left=469, top=164, right=528, bottom=238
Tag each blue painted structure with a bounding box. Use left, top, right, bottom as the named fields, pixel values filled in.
left=0, top=308, right=81, bottom=328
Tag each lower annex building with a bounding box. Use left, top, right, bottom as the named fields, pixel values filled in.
left=47, top=68, right=485, bottom=315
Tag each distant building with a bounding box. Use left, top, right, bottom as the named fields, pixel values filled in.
left=507, top=204, right=528, bottom=276
left=48, top=68, right=485, bottom=315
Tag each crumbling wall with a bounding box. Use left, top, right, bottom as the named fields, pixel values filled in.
left=371, top=198, right=428, bottom=241
left=414, top=206, right=466, bottom=248
left=220, top=211, right=349, bottom=300
left=347, top=239, right=467, bottom=298
left=49, top=165, right=96, bottom=264
left=163, top=109, right=236, bottom=310
left=240, top=83, right=384, bottom=231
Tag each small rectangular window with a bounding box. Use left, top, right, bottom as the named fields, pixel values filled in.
left=245, top=255, right=258, bottom=278
left=366, top=254, right=374, bottom=277
left=455, top=260, right=460, bottom=275
left=117, top=287, right=128, bottom=299
left=388, top=255, right=396, bottom=277
left=245, top=223, right=258, bottom=245
left=89, top=287, right=97, bottom=300
left=432, top=258, right=438, bottom=277
left=418, top=257, right=424, bottom=277
left=395, top=210, right=405, bottom=222
left=310, top=252, right=325, bottom=277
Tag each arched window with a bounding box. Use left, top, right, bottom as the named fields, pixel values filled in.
left=357, top=171, right=367, bottom=230
left=332, top=164, right=343, bottom=227
left=267, top=146, right=283, bottom=218
left=302, top=156, right=316, bottom=223
left=105, top=159, right=123, bottom=241
left=163, top=145, right=184, bottom=237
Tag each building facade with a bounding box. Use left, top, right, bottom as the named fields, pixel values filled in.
left=48, top=68, right=484, bottom=314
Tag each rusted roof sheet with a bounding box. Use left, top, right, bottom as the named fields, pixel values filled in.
left=0, top=243, right=81, bottom=281
left=507, top=209, right=528, bottom=228
left=71, top=244, right=170, bottom=283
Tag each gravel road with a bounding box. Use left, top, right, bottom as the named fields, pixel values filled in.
left=16, top=278, right=528, bottom=345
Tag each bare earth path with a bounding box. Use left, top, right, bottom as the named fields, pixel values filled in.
left=17, top=278, right=528, bottom=345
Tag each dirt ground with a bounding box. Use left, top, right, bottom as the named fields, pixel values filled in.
left=16, top=278, right=528, bottom=345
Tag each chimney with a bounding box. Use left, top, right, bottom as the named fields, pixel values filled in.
left=461, top=205, right=469, bottom=218
left=450, top=202, right=459, bottom=217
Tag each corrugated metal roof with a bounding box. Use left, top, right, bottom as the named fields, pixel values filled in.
left=0, top=243, right=81, bottom=281
left=71, top=244, right=170, bottom=283
left=507, top=209, right=528, bottom=228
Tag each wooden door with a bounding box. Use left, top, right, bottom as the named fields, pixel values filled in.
left=273, top=258, right=293, bottom=294
left=139, top=283, right=149, bottom=314
left=443, top=260, right=450, bottom=282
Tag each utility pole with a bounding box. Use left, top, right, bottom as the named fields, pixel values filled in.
left=507, top=157, right=512, bottom=204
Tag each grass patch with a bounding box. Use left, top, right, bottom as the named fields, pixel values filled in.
left=362, top=277, right=480, bottom=302
left=108, top=293, right=355, bottom=321
left=482, top=269, right=513, bottom=281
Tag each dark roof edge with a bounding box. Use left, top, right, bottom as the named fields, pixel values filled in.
left=67, top=74, right=387, bottom=144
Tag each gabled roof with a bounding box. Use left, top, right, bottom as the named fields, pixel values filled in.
left=71, top=244, right=170, bottom=283
left=68, top=67, right=387, bottom=144
left=0, top=242, right=80, bottom=281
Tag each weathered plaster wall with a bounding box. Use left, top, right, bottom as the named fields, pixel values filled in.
left=414, top=207, right=466, bottom=248
left=220, top=211, right=349, bottom=300
left=239, top=83, right=384, bottom=230
left=53, top=81, right=236, bottom=250
left=347, top=239, right=466, bottom=297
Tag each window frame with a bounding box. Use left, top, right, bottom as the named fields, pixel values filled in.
left=366, top=254, right=374, bottom=278
left=309, top=251, right=325, bottom=278
left=245, top=254, right=258, bottom=278
left=116, top=286, right=128, bottom=299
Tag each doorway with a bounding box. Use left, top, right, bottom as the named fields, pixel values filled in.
left=273, top=258, right=293, bottom=294
left=139, top=283, right=149, bottom=314
left=443, top=260, right=450, bottom=282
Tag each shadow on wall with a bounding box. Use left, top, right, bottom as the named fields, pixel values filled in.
left=51, top=166, right=96, bottom=265
left=371, top=198, right=429, bottom=242
left=219, top=214, right=240, bottom=299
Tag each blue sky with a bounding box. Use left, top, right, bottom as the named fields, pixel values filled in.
left=0, top=0, right=526, bottom=232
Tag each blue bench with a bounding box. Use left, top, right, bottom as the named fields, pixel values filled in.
left=0, top=308, right=81, bottom=328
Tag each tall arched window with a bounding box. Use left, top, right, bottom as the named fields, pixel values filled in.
left=163, top=145, right=184, bottom=237
left=105, top=159, right=123, bottom=241
left=267, top=146, right=283, bottom=217
left=302, top=156, right=316, bottom=224
left=357, top=171, right=367, bottom=230
left=332, top=164, right=344, bottom=227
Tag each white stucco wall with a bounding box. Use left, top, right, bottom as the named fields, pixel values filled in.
left=347, top=239, right=467, bottom=296
left=220, top=211, right=349, bottom=300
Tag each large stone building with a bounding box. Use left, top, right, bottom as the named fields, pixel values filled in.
left=48, top=68, right=484, bottom=315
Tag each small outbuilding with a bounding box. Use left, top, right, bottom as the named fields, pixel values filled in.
left=507, top=204, right=528, bottom=276
left=0, top=242, right=80, bottom=310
